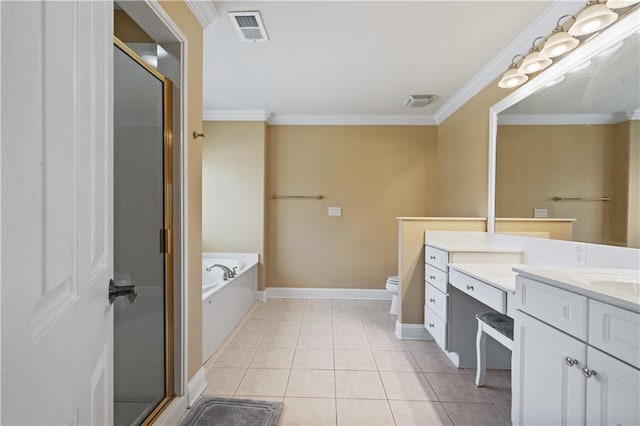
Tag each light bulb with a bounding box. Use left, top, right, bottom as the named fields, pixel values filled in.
left=540, top=31, right=580, bottom=59
left=569, top=4, right=617, bottom=36
left=498, top=68, right=528, bottom=89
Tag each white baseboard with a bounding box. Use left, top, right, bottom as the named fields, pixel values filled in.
left=395, top=320, right=433, bottom=340
left=260, top=287, right=391, bottom=300
left=187, top=366, right=207, bottom=407
left=154, top=393, right=189, bottom=425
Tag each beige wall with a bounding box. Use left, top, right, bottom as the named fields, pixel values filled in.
left=266, top=125, right=438, bottom=290
left=496, top=124, right=629, bottom=245
left=437, top=78, right=514, bottom=216
left=202, top=121, right=267, bottom=289
left=158, top=0, right=204, bottom=381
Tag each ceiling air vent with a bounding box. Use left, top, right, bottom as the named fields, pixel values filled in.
left=404, top=94, right=437, bottom=108
left=229, top=11, right=269, bottom=42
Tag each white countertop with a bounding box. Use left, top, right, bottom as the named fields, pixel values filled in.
left=448, top=263, right=524, bottom=294
left=425, top=231, right=522, bottom=254
left=514, top=266, right=640, bottom=313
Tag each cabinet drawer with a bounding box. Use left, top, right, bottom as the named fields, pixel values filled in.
left=425, top=283, right=447, bottom=321
left=449, top=268, right=506, bottom=313
left=425, top=305, right=446, bottom=350
left=425, top=265, right=448, bottom=294
left=516, top=276, right=588, bottom=340
left=425, top=246, right=448, bottom=271
left=588, top=300, right=640, bottom=369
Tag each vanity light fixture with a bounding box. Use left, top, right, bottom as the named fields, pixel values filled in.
left=518, top=38, right=553, bottom=74
left=498, top=55, right=529, bottom=88
left=540, top=16, right=580, bottom=58
left=606, top=0, right=640, bottom=9
left=569, top=0, right=618, bottom=36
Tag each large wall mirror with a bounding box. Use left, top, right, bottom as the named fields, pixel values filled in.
left=488, top=7, right=639, bottom=248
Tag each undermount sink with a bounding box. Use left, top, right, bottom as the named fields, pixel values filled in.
left=571, top=271, right=640, bottom=297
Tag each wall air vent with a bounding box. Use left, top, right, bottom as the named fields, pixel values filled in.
left=404, top=94, right=438, bottom=108
left=229, top=11, right=269, bottom=42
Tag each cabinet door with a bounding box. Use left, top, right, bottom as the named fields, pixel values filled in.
left=586, top=346, right=640, bottom=426
left=513, top=311, right=586, bottom=426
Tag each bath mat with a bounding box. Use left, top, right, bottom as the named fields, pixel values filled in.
left=182, top=397, right=282, bottom=426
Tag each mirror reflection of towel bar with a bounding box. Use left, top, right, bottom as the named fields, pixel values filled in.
left=552, top=196, right=611, bottom=201
left=272, top=194, right=323, bottom=200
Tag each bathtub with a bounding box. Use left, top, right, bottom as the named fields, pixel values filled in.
left=202, top=253, right=258, bottom=362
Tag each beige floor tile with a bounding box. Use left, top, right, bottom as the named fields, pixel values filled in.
left=405, top=340, right=442, bottom=353
left=203, top=367, right=246, bottom=396
left=249, top=347, right=295, bottom=369
left=269, top=320, right=302, bottom=333
left=478, top=373, right=512, bottom=406
left=426, top=373, right=490, bottom=403
left=367, top=331, right=408, bottom=351
left=286, top=369, right=335, bottom=398
left=260, top=331, right=300, bottom=348
left=334, top=331, right=370, bottom=350
left=227, top=329, right=265, bottom=348
left=335, top=370, right=386, bottom=399
left=334, top=349, right=377, bottom=371
left=390, top=400, right=453, bottom=426
left=442, top=402, right=510, bottom=425
left=235, top=368, right=290, bottom=397
left=379, top=371, right=438, bottom=401
left=280, top=397, right=337, bottom=426
left=300, top=320, right=333, bottom=334
left=297, top=331, right=333, bottom=349
left=412, top=351, right=462, bottom=373
left=363, top=320, right=395, bottom=333
left=336, top=399, right=395, bottom=425
left=292, top=348, right=334, bottom=370
left=373, top=350, right=420, bottom=372
left=240, top=319, right=271, bottom=334
left=360, top=311, right=393, bottom=322
left=213, top=346, right=257, bottom=368
left=333, top=320, right=365, bottom=334
left=494, top=403, right=513, bottom=424
left=332, top=311, right=362, bottom=321
left=233, top=395, right=284, bottom=403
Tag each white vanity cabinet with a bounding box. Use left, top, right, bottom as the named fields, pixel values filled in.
left=424, top=243, right=521, bottom=355
left=513, top=276, right=640, bottom=426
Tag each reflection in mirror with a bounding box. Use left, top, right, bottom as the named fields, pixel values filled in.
left=495, top=32, right=639, bottom=248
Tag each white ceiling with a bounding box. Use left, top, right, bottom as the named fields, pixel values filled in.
left=203, top=1, right=556, bottom=123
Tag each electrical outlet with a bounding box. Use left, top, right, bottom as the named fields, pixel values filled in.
left=328, top=207, right=342, bottom=217
left=575, top=243, right=586, bottom=265
left=534, top=208, right=548, bottom=218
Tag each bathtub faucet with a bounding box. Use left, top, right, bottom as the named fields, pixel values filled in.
left=206, top=264, right=236, bottom=280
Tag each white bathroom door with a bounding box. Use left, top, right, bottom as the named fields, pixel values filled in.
left=1, top=1, right=114, bottom=424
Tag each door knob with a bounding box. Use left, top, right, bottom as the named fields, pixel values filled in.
left=583, top=368, right=597, bottom=378
left=565, top=356, right=579, bottom=366
left=109, top=279, right=138, bottom=304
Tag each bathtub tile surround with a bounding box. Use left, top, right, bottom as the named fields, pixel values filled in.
left=202, top=298, right=511, bottom=425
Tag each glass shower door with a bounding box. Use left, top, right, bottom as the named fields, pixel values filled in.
left=113, top=38, right=173, bottom=426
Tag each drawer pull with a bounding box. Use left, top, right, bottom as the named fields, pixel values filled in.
left=430, top=255, right=436, bottom=260
left=466, top=285, right=474, bottom=291
left=428, top=323, right=434, bottom=328
left=565, top=357, right=579, bottom=367
left=429, top=275, right=436, bottom=280
left=429, top=298, right=436, bottom=303
left=583, top=368, right=597, bottom=378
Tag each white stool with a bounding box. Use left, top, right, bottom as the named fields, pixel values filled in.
left=385, top=276, right=399, bottom=316
left=475, top=312, right=514, bottom=386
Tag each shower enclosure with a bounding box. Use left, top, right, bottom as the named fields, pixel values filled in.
left=113, top=37, right=173, bottom=425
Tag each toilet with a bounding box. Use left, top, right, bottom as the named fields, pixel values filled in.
left=385, top=275, right=399, bottom=315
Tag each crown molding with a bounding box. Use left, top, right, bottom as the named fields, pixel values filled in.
left=498, top=113, right=630, bottom=126
left=627, top=109, right=640, bottom=120
left=185, top=0, right=218, bottom=29
left=433, top=1, right=583, bottom=125
left=203, top=110, right=271, bottom=121
left=267, top=114, right=437, bottom=126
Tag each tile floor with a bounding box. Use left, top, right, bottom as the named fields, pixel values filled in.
left=202, top=298, right=511, bottom=426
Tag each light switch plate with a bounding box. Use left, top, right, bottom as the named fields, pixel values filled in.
left=575, top=243, right=586, bottom=265
left=328, top=207, right=342, bottom=217
left=534, top=208, right=548, bottom=218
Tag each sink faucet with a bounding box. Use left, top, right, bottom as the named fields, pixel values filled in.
left=206, top=264, right=236, bottom=280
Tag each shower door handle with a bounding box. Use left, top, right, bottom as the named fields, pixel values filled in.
left=109, top=279, right=138, bottom=304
